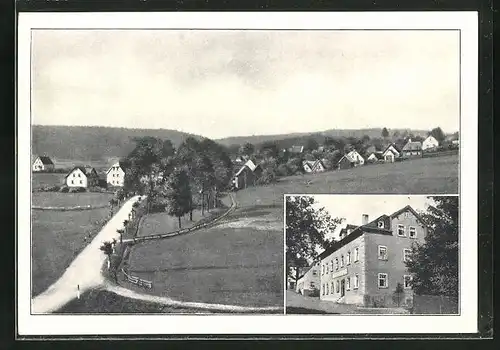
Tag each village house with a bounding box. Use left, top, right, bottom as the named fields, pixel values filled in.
left=65, top=165, right=99, bottom=188
left=288, top=145, right=304, bottom=154
left=302, top=159, right=326, bottom=173
left=381, top=143, right=401, bottom=163
left=234, top=155, right=248, bottom=164
left=32, top=156, right=55, bottom=172
left=366, top=152, right=384, bottom=163
left=296, top=263, right=321, bottom=297
left=106, top=161, right=127, bottom=188
left=401, top=139, right=423, bottom=159
left=337, top=150, right=365, bottom=170
left=232, top=159, right=262, bottom=190
left=318, top=206, right=428, bottom=307
left=422, top=135, right=440, bottom=151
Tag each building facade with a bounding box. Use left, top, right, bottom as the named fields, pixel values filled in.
left=106, top=162, right=126, bottom=187
left=402, top=140, right=423, bottom=158
left=232, top=160, right=261, bottom=190
left=381, top=144, right=400, bottom=163
left=32, top=156, right=55, bottom=172
left=65, top=166, right=99, bottom=188
left=422, top=135, right=439, bottom=150
left=318, top=206, right=428, bottom=307
left=296, top=263, right=320, bottom=297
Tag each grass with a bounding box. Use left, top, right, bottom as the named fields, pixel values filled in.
left=31, top=207, right=111, bottom=297
left=274, top=154, right=458, bottom=194
left=32, top=173, right=65, bottom=189
left=32, top=192, right=113, bottom=207
left=127, top=223, right=283, bottom=307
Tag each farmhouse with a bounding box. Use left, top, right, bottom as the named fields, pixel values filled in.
left=32, top=156, right=55, bottom=172
left=232, top=159, right=262, bottom=190
left=302, top=159, right=326, bottom=173
left=234, top=155, right=248, bottom=164
left=296, top=263, right=320, bottom=297
left=65, top=166, right=99, bottom=188
left=366, top=152, right=384, bottom=163
left=337, top=150, right=364, bottom=170
left=381, top=144, right=400, bottom=163
left=318, top=206, right=428, bottom=307
left=106, top=161, right=127, bottom=188
left=402, top=139, right=423, bottom=158
left=422, top=135, right=439, bottom=150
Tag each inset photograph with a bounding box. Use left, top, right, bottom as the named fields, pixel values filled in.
left=286, top=194, right=458, bottom=315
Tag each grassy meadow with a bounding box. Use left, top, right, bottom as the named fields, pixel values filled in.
left=31, top=207, right=110, bottom=297
left=32, top=192, right=113, bottom=207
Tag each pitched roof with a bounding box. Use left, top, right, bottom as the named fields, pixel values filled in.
left=382, top=143, right=400, bottom=155
left=368, top=152, right=384, bottom=160
left=106, top=161, right=127, bottom=174
left=234, top=159, right=258, bottom=176
left=402, top=141, right=422, bottom=151
left=319, top=205, right=426, bottom=259
left=345, top=150, right=363, bottom=163
left=36, top=156, right=54, bottom=165
left=65, top=165, right=97, bottom=178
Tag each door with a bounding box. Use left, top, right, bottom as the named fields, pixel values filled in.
left=340, top=279, right=345, bottom=297
left=387, top=153, right=394, bottom=163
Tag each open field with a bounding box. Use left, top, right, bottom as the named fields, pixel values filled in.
left=32, top=192, right=113, bottom=208
left=136, top=207, right=224, bottom=237
left=31, top=207, right=110, bottom=297
left=31, top=173, right=66, bottom=189
left=274, top=154, right=458, bottom=195
left=127, top=198, right=283, bottom=307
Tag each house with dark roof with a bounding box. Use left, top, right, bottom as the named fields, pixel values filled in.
left=401, top=139, right=423, bottom=159
left=32, top=156, right=55, bottom=172
left=381, top=143, right=401, bottom=163
left=337, top=150, right=365, bottom=170
left=106, top=161, right=127, bottom=188
left=302, top=159, right=326, bottom=173
left=366, top=152, right=384, bottom=163
left=231, top=160, right=262, bottom=190
left=317, top=205, right=428, bottom=307
left=65, top=165, right=99, bottom=188
left=295, top=263, right=321, bottom=297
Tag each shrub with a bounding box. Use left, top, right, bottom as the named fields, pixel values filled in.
left=59, top=186, right=69, bottom=193
left=69, top=187, right=86, bottom=193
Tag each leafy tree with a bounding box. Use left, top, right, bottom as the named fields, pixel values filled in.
left=286, top=195, right=343, bottom=285
left=100, top=241, right=114, bottom=269
left=393, top=130, right=400, bottom=139
left=429, top=127, right=446, bottom=143
left=239, top=142, right=255, bottom=157
left=323, top=150, right=342, bottom=169
left=381, top=127, right=389, bottom=139
left=286, top=157, right=302, bottom=175
left=260, top=141, right=280, bottom=159
left=405, top=196, right=458, bottom=300
left=393, top=282, right=404, bottom=307
left=323, top=136, right=336, bottom=147
left=305, top=138, right=319, bottom=152
left=164, top=169, right=192, bottom=229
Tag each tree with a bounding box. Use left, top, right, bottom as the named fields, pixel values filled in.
left=381, top=127, right=389, bottom=139
left=405, top=196, right=458, bottom=300
left=393, top=130, right=400, bottom=139
left=164, top=169, right=192, bottom=229
left=393, top=282, right=404, bottom=307
left=100, top=241, right=114, bottom=270
left=260, top=141, right=280, bottom=159
left=286, top=195, right=343, bottom=286
left=239, top=142, right=255, bottom=157
left=305, top=138, right=319, bottom=152
left=429, top=127, right=446, bottom=144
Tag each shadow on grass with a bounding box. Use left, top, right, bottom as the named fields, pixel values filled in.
left=286, top=307, right=337, bottom=314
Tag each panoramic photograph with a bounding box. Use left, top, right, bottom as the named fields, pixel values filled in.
left=30, top=29, right=459, bottom=314
left=285, top=195, right=459, bottom=315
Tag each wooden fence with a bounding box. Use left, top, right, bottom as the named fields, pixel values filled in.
left=121, top=268, right=153, bottom=289
left=130, top=193, right=237, bottom=244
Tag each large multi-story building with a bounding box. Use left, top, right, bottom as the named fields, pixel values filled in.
left=318, top=205, right=428, bottom=307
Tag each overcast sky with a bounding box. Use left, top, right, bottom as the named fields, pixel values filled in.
left=310, top=195, right=438, bottom=241
left=32, top=30, right=459, bottom=139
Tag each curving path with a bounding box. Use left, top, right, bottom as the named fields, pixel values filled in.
left=31, top=196, right=142, bottom=314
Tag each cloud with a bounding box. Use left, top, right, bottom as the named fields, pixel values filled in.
left=32, top=30, right=460, bottom=138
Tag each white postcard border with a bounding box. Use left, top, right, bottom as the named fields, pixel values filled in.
left=17, top=11, right=478, bottom=335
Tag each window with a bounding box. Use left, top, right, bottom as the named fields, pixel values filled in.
left=335, top=258, right=339, bottom=270
left=71, top=180, right=74, bottom=184
left=330, top=282, right=334, bottom=294
left=330, top=260, right=334, bottom=272
left=346, top=277, right=351, bottom=290
left=354, top=274, right=359, bottom=289
left=354, top=247, right=359, bottom=262
left=378, top=245, right=388, bottom=260
left=310, top=282, right=315, bottom=289
left=403, top=248, right=412, bottom=262
left=409, top=226, right=417, bottom=239
left=378, top=220, right=384, bottom=228
left=326, top=263, right=329, bottom=274
left=347, top=251, right=351, bottom=265
left=79, top=180, right=82, bottom=185
left=326, top=283, right=329, bottom=294
left=73, top=173, right=76, bottom=177
left=78, top=173, right=81, bottom=178
left=404, top=211, right=410, bottom=218
left=312, top=270, right=317, bottom=276
left=404, top=275, right=413, bottom=289
left=378, top=273, right=388, bottom=288
left=322, top=265, right=324, bottom=275
left=340, top=255, right=345, bottom=267
left=336, top=280, right=340, bottom=293
left=398, top=224, right=406, bottom=236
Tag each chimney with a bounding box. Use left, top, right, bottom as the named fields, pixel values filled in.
left=362, top=214, right=369, bottom=225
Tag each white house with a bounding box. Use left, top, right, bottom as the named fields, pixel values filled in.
left=422, top=135, right=439, bottom=150
left=65, top=166, right=99, bottom=188
left=32, top=156, right=55, bottom=172
left=381, top=144, right=400, bottom=163
left=346, top=150, right=365, bottom=166
left=303, top=160, right=326, bottom=173
left=106, top=162, right=127, bottom=187
left=366, top=152, right=384, bottom=163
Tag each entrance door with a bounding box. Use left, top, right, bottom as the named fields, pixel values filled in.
left=340, top=279, right=346, bottom=297
left=386, top=153, right=394, bottom=163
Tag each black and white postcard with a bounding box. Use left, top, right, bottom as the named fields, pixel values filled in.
left=17, top=12, right=478, bottom=336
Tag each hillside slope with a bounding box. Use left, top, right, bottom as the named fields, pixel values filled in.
left=32, top=125, right=200, bottom=162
